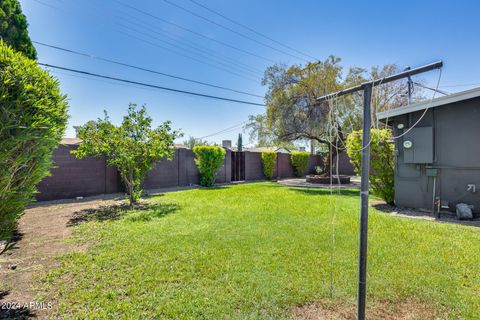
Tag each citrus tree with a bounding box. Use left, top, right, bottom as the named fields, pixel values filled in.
left=73, top=104, right=181, bottom=206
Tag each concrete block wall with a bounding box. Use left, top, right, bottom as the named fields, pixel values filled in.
left=36, top=145, right=121, bottom=201
left=36, top=147, right=349, bottom=201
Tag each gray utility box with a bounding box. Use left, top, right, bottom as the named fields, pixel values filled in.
left=403, top=127, right=433, bottom=164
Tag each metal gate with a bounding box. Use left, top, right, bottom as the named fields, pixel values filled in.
left=231, top=151, right=245, bottom=181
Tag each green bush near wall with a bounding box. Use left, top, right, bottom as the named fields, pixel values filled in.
left=346, top=129, right=394, bottom=205
left=193, top=146, right=226, bottom=187
left=0, top=41, right=69, bottom=241
left=261, top=151, right=277, bottom=180
left=290, top=152, right=310, bottom=177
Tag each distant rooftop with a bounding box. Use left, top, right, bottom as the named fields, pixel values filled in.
left=60, top=138, right=82, bottom=145
left=243, top=146, right=291, bottom=153
left=377, top=86, right=480, bottom=120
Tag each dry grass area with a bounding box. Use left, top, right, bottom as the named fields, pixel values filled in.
left=291, top=299, right=438, bottom=320
left=0, top=195, right=125, bottom=319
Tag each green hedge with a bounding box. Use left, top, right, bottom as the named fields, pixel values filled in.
left=290, top=152, right=310, bottom=177
left=193, top=146, right=226, bottom=187
left=346, top=129, right=394, bottom=204
left=261, top=151, right=277, bottom=180
left=0, top=41, right=68, bottom=241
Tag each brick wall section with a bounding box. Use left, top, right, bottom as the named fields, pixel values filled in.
left=142, top=148, right=231, bottom=189
left=244, top=151, right=264, bottom=180
left=332, top=152, right=356, bottom=175
left=36, top=145, right=120, bottom=201
left=36, top=147, right=326, bottom=201
left=307, top=155, right=323, bottom=174
left=142, top=149, right=181, bottom=189
left=276, top=153, right=294, bottom=178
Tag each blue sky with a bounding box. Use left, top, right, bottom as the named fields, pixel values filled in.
left=21, top=0, right=480, bottom=144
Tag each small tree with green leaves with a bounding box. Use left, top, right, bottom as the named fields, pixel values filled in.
left=193, top=146, right=226, bottom=187
left=0, top=0, right=37, bottom=59
left=0, top=41, right=68, bottom=241
left=73, top=104, right=181, bottom=206
left=290, top=151, right=310, bottom=177
left=346, top=129, right=394, bottom=204
left=261, top=151, right=276, bottom=180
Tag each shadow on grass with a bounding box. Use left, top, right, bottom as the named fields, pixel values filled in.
left=288, top=187, right=360, bottom=197
left=0, top=230, right=24, bottom=256
left=0, top=306, right=34, bottom=320
left=371, top=202, right=395, bottom=213
left=68, top=202, right=179, bottom=226
left=0, top=291, right=35, bottom=320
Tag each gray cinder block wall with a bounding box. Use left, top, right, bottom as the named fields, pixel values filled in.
left=36, top=147, right=333, bottom=201
left=36, top=145, right=121, bottom=201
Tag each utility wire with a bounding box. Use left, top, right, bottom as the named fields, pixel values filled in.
left=187, top=0, right=318, bottom=61
left=413, top=82, right=449, bottom=96
left=112, top=0, right=276, bottom=63
left=32, top=0, right=260, bottom=82
left=34, top=41, right=263, bottom=98
left=199, top=121, right=248, bottom=139
left=162, top=0, right=308, bottom=62
left=115, top=9, right=264, bottom=75
left=118, top=29, right=258, bottom=82
left=106, top=0, right=264, bottom=76
left=39, top=63, right=266, bottom=107
left=439, top=82, right=480, bottom=88
left=114, top=19, right=260, bottom=79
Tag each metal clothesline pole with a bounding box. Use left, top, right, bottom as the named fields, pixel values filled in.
left=315, top=60, right=443, bottom=320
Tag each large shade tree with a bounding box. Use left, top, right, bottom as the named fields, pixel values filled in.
left=253, top=56, right=364, bottom=171
left=248, top=57, right=424, bottom=172
left=0, top=0, right=37, bottom=59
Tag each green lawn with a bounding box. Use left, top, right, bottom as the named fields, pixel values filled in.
left=44, top=183, right=480, bottom=319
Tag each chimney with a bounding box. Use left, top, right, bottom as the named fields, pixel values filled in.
left=222, top=140, right=232, bottom=149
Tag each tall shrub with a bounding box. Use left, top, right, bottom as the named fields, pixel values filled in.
left=0, top=41, right=68, bottom=240
left=346, top=129, right=394, bottom=205
left=193, top=146, right=226, bottom=187
left=73, top=104, right=180, bottom=206
left=290, top=151, right=309, bottom=177
left=261, top=151, right=276, bottom=180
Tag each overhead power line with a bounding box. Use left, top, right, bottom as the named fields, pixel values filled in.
left=112, top=0, right=276, bottom=63
left=439, top=82, right=480, bottom=88
left=413, top=82, right=449, bottom=96
left=116, top=11, right=263, bottom=76
left=114, top=21, right=260, bottom=80
left=39, top=63, right=266, bottom=107
left=187, top=0, right=318, bottom=61
left=162, top=0, right=309, bottom=62
left=34, top=41, right=263, bottom=98
left=199, top=120, right=248, bottom=139
left=32, top=0, right=261, bottom=82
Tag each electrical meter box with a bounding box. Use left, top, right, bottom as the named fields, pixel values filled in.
left=402, top=127, right=433, bottom=164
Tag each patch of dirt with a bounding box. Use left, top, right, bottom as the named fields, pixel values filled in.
left=0, top=195, right=126, bottom=319
left=291, top=299, right=438, bottom=320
